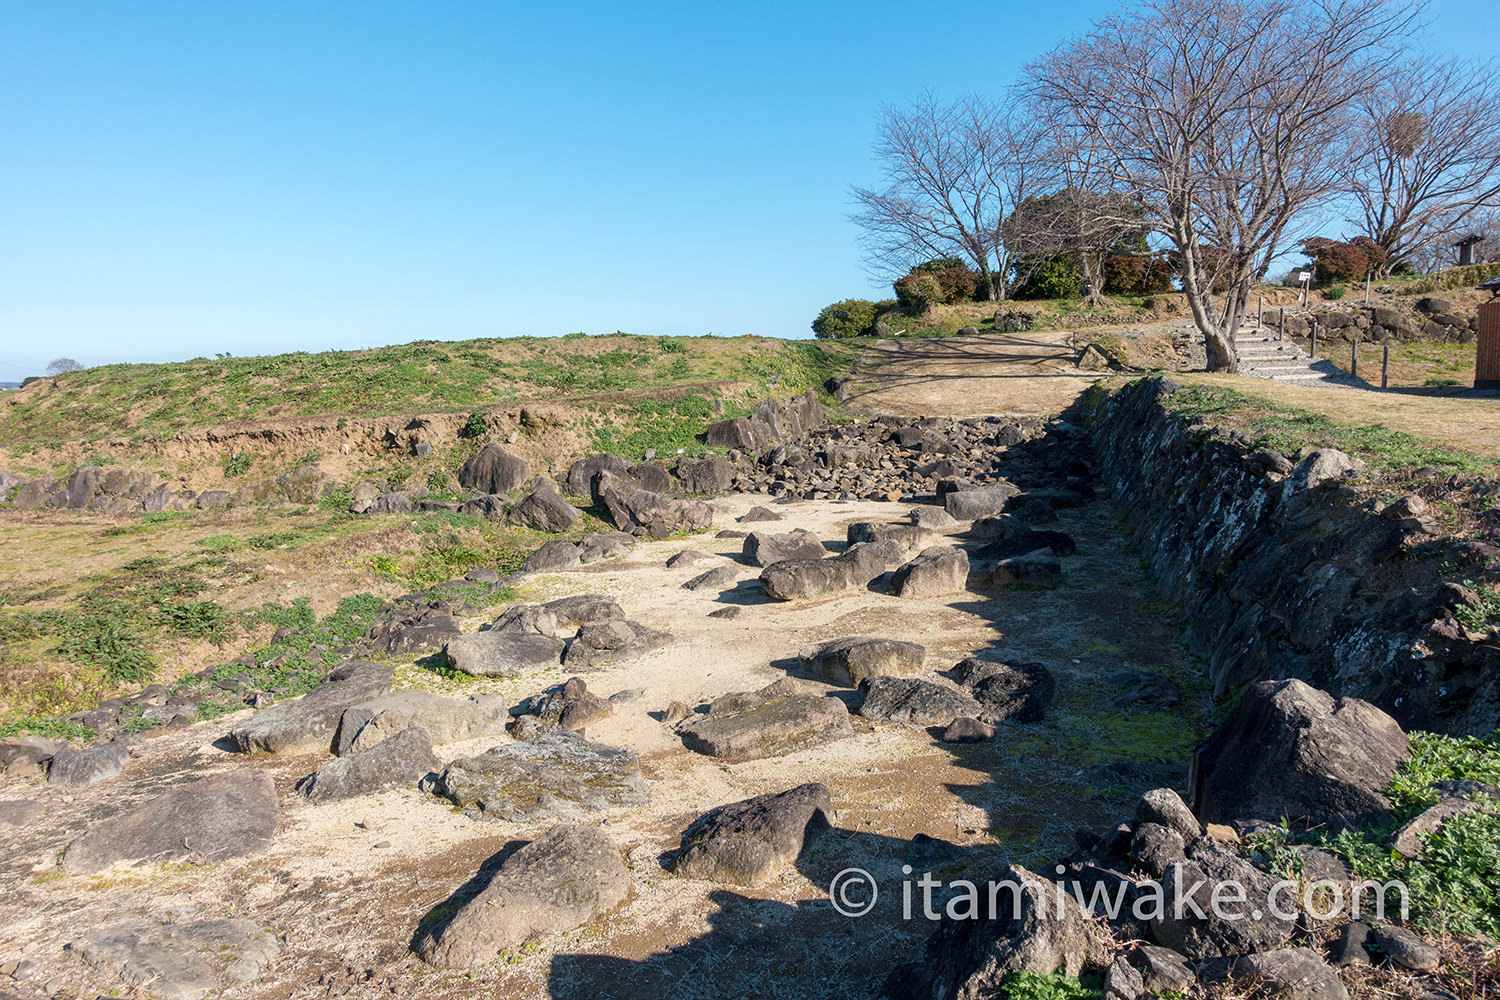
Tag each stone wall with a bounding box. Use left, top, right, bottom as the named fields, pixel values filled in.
left=1084, top=377, right=1500, bottom=735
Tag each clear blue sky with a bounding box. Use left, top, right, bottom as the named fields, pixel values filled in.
left=0, top=1, right=1492, bottom=377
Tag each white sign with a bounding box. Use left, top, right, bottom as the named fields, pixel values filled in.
left=1298, top=272, right=1312, bottom=282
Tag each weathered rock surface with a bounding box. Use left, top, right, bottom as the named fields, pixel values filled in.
left=297, top=727, right=442, bottom=804
left=758, top=542, right=891, bottom=600
left=577, top=530, right=637, bottom=562
left=0, top=736, right=67, bottom=778
left=895, top=864, right=1109, bottom=999
left=991, top=549, right=1063, bottom=588
left=951, top=658, right=1055, bottom=723
left=674, top=783, right=834, bottom=886
left=891, top=546, right=971, bottom=597
left=944, top=483, right=1017, bottom=521
left=799, top=636, right=926, bottom=687
left=0, top=799, right=43, bottom=827
left=522, top=539, right=583, bottom=573
left=67, top=918, right=279, bottom=1000
left=1193, top=679, right=1408, bottom=830
left=64, top=770, right=280, bottom=873
left=335, top=690, right=508, bottom=755
left=940, top=717, right=995, bottom=742
left=675, top=455, right=734, bottom=496
left=859, top=677, right=984, bottom=725
left=563, top=619, right=672, bottom=668
left=228, top=661, right=394, bottom=755
left=683, top=566, right=738, bottom=593
left=1389, top=798, right=1481, bottom=859
left=368, top=609, right=460, bottom=656
left=47, top=741, right=132, bottom=786
left=596, top=479, right=713, bottom=537
left=490, top=604, right=560, bottom=636
left=543, top=594, right=625, bottom=627
left=512, top=677, right=615, bottom=736
left=508, top=488, right=580, bottom=532
left=1370, top=924, right=1440, bottom=972
left=418, top=824, right=629, bottom=969
left=1234, top=948, right=1348, bottom=1000
left=458, top=444, right=531, bottom=495
left=422, top=731, right=647, bottom=821
left=909, top=506, right=959, bottom=530
left=742, top=529, right=827, bottom=567
left=443, top=632, right=567, bottom=678
left=677, top=680, right=853, bottom=760
left=565, top=453, right=631, bottom=497
left=1151, top=844, right=1298, bottom=959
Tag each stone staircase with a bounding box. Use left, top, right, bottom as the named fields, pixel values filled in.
left=1232, top=327, right=1373, bottom=389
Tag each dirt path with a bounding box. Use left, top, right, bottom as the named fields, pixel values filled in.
left=842, top=331, right=1102, bottom=418
left=0, top=492, right=1205, bottom=1000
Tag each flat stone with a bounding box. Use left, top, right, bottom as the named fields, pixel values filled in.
left=64, top=769, right=280, bottom=873
left=1390, top=798, right=1481, bottom=859
left=909, top=506, right=959, bottom=530
left=0, top=799, right=43, bottom=827
left=991, top=548, right=1063, bottom=587
left=740, top=505, right=783, bottom=522
left=707, top=605, right=741, bottom=619
left=543, top=594, right=625, bottom=627
left=418, top=824, right=629, bottom=969
left=677, top=680, right=853, bottom=761
left=508, top=489, right=580, bottom=532
left=443, top=632, right=566, bottom=678
left=422, top=731, right=647, bottom=822
left=798, top=636, right=926, bottom=687
left=1234, top=947, right=1348, bottom=1000
left=297, top=727, right=442, bottom=804
left=683, top=566, right=738, bottom=592
left=1370, top=924, right=1440, bottom=972
left=891, top=546, right=971, bottom=597
left=944, top=483, right=1017, bottom=521
left=335, top=690, right=509, bottom=755
left=674, top=783, right=834, bottom=886
left=48, top=741, right=132, bottom=787
left=227, top=661, right=394, bottom=755
left=940, top=717, right=994, bottom=742
left=522, top=540, right=582, bottom=573
left=847, top=521, right=930, bottom=550
left=577, top=530, right=637, bottom=561
left=67, top=918, right=279, bottom=1000
left=666, top=549, right=712, bottom=567
left=858, top=677, right=983, bottom=725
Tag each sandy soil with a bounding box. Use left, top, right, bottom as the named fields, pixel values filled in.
left=844, top=332, right=1103, bottom=418
left=0, top=490, right=1204, bottom=1000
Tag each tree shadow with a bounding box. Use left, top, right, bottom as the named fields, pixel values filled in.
left=409, top=837, right=529, bottom=955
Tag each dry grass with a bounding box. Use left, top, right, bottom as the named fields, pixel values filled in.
left=1175, top=373, right=1500, bottom=461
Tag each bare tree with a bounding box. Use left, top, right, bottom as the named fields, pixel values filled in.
left=851, top=94, right=1043, bottom=300
left=1345, top=56, right=1500, bottom=271
left=1026, top=0, right=1422, bottom=371
left=46, top=358, right=84, bottom=375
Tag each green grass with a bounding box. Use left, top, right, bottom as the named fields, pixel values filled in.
left=0, top=334, right=853, bottom=452
left=1162, top=383, right=1499, bottom=477
left=1453, top=583, right=1500, bottom=634
left=1317, top=730, right=1500, bottom=938
left=998, top=971, right=1101, bottom=1000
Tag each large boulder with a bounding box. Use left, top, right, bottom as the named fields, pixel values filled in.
left=442, top=633, right=566, bottom=678
left=758, top=542, right=892, bottom=600
left=799, top=636, right=926, bottom=687
left=1234, top=948, right=1349, bottom=1000
left=1192, top=679, right=1408, bottom=830
left=847, top=522, right=930, bottom=550
left=743, top=529, right=827, bottom=567
left=1151, top=844, right=1298, bottom=959
left=334, top=690, right=509, bottom=754
left=563, top=620, right=672, bottom=669
left=63, top=770, right=279, bottom=874
left=944, top=483, right=1017, bottom=521
left=457, top=444, right=531, bottom=495
left=227, top=661, right=394, bottom=755
left=512, top=677, right=614, bottom=736
left=677, top=679, right=853, bottom=760
left=596, top=481, right=713, bottom=537
left=422, top=731, right=648, bottom=821
left=897, top=864, right=1110, bottom=999
left=859, top=677, right=983, bottom=725
left=543, top=594, right=625, bottom=627
left=368, top=609, right=460, bottom=656
left=891, top=546, right=971, bottom=598
left=508, top=489, right=580, bottom=532
left=47, top=741, right=131, bottom=787
left=417, top=824, right=629, bottom=969
left=66, top=918, right=279, bottom=1000
left=565, top=453, right=631, bottom=497
left=675, top=456, right=734, bottom=496
left=674, top=783, right=835, bottom=886
left=280, top=463, right=336, bottom=504
left=522, top=539, right=582, bottom=573
left=952, top=658, right=1055, bottom=724
left=296, top=727, right=442, bottom=804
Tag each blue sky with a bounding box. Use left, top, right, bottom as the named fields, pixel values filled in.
left=0, top=1, right=1493, bottom=377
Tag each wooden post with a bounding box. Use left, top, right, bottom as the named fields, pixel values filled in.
left=1364, top=274, right=1371, bottom=303
left=1311, top=322, right=1318, bottom=358
left=1478, top=300, right=1500, bottom=389
left=1382, top=343, right=1389, bottom=389
left=1351, top=340, right=1358, bottom=379
left=1257, top=296, right=1263, bottom=330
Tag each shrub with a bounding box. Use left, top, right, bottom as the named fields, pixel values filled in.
left=1104, top=253, right=1174, bottom=295
left=1014, top=258, right=1082, bottom=300
left=811, top=299, right=880, bottom=339
left=223, top=452, right=252, bottom=478
left=932, top=265, right=978, bottom=303
left=893, top=273, right=945, bottom=310
left=1325, top=284, right=1347, bottom=300
left=1301, top=236, right=1388, bottom=282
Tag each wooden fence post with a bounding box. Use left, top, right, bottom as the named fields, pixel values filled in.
left=1382, top=343, right=1389, bottom=389
left=1311, top=322, right=1318, bottom=359
left=1351, top=340, right=1358, bottom=379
